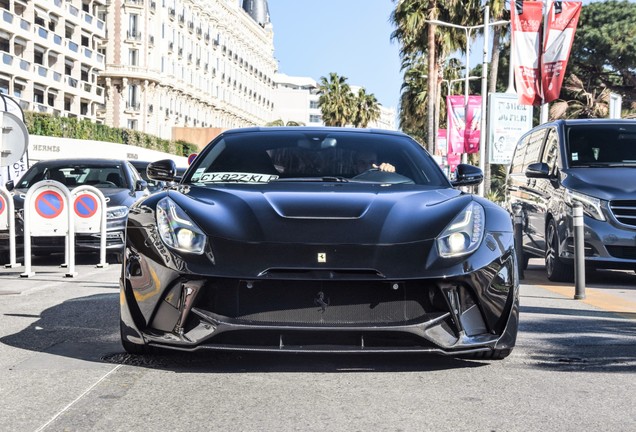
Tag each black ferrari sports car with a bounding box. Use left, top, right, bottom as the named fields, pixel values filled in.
left=120, top=127, right=519, bottom=359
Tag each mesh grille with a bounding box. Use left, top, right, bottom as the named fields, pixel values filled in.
left=197, top=280, right=434, bottom=326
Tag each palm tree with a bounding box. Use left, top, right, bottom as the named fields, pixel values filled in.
left=549, top=74, right=610, bottom=119
left=353, top=88, right=381, bottom=128
left=391, top=0, right=437, bottom=152
left=318, top=72, right=355, bottom=127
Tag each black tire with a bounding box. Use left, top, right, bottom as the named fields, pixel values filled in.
left=120, top=320, right=149, bottom=355
left=545, top=219, right=574, bottom=282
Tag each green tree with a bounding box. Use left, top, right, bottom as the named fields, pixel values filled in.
left=318, top=72, right=355, bottom=127
left=353, top=88, right=380, bottom=128
left=568, top=0, right=636, bottom=115
left=266, top=119, right=306, bottom=126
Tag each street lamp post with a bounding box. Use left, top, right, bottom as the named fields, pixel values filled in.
left=427, top=9, right=508, bottom=195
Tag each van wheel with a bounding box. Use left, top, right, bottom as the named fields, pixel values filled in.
left=546, top=220, right=574, bottom=282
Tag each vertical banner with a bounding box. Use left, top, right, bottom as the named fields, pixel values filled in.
left=488, top=93, right=534, bottom=164
left=511, top=0, right=544, bottom=106
left=542, top=1, right=582, bottom=103
left=465, top=96, right=482, bottom=154
left=447, top=96, right=482, bottom=155
left=447, top=96, right=466, bottom=154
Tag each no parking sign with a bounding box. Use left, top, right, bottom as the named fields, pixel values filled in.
left=0, top=194, right=7, bottom=230
left=71, top=185, right=107, bottom=268
left=22, top=180, right=75, bottom=278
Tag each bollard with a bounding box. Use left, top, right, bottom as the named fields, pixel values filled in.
left=514, top=208, right=524, bottom=280
left=573, top=202, right=586, bottom=299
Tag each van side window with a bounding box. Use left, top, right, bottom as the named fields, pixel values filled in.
left=541, top=128, right=559, bottom=174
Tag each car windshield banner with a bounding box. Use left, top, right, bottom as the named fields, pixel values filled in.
left=541, top=1, right=582, bottom=103
left=511, top=0, right=544, bottom=106
left=447, top=95, right=481, bottom=154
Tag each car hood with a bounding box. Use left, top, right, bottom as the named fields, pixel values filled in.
left=169, top=185, right=471, bottom=244
left=563, top=168, right=636, bottom=200
left=13, top=187, right=135, bottom=209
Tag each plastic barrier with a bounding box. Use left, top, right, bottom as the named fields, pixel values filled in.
left=71, top=185, right=108, bottom=268
left=0, top=185, right=20, bottom=268
left=20, top=180, right=76, bottom=278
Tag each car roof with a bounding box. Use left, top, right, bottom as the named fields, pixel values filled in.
left=218, top=126, right=409, bottom=138
left=31, top=158, right=129, bottom=167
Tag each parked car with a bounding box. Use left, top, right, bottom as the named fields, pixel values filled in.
left=504, top=119, right=636, bottom=281
left=130, top=160, right=187, bottom=193
left=120, top=127, right=519, bottom=359
left=0, top=158, right=148, bottom=263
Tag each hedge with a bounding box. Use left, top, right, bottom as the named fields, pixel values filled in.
left=23, top=112, right=198, bottom=157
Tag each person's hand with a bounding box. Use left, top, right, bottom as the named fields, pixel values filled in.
left=372, top=162, right=396, bottom=173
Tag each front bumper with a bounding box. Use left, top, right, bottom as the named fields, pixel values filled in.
left=120, top=246, right=519, bottom=355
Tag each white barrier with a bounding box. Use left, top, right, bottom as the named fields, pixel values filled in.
left=20, top=180, right=76, bottom=278
left=70, top=185, right=108, bottom=268
left=0, top=186, right=20, bottom=268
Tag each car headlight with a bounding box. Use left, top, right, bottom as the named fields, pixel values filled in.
left=156, top=197, right=207, bottom=254
left=565, top=190, right=605, bottom=221
left=107, top=205, right=129, bottom=219
left=437, top=201, right=485, bottom=258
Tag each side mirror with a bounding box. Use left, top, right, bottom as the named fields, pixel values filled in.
left=525, top=162, right=551, bottom=179
left=5, top=180, right=14, bottom=191
left=147, top=159, right=177, bottom=182
left=135, top=179, right=148, bottom=191
left=451, top=164, right=483, bottom=187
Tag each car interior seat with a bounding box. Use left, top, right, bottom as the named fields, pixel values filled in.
left=106, top=172, right=123, bottom=187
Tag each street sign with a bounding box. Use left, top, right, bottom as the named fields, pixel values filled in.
left=74, top=193, right=99, bottom=219
left=0, top=195, right=5, bottom=229
left=71, top=185, right=108, bottom=268
left=34, top=190, right=65, bottom=219
left=22, top=180, right=75, bottom=277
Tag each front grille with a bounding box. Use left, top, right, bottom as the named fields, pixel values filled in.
left=196, top=280, right=439, bottom=326
left=609, top=200, right=636, bottom=228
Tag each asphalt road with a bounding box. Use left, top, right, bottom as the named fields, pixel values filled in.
left=0, top=256, right=634, bottom=432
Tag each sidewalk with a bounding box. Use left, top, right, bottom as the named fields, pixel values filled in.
left=521, top=258, right=636, bottom=320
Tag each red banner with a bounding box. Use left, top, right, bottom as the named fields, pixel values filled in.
left=511, top=0, right=543, bottom=106
left=541, top=1, right=582, bottom=103
left=447, top=95, right=482, bottom=154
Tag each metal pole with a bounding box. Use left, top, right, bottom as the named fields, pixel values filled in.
left=462, top=28, right=470, bottom=165
left=478, top=6, right=489, bottom=197
left=540, top=0, right=553, bottom=124
left=514, top=207, right=524, bottom=280
left=573, top=203, right=586, bottom=299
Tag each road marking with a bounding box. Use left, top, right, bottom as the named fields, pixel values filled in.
left=534, top=283, right=636, bottom=319
left=34, top=364, right=122, bottom=432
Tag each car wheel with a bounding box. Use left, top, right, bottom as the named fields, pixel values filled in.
left=120, top=320, right=149, bottom=355
left=545, top=219, right=574, bottom=282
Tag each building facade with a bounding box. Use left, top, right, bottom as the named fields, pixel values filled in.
left=100, top=0, right=277, bottom=139
left=272, top=73, right=397, bottom=130
left=0, top=0, right=107, bottom=119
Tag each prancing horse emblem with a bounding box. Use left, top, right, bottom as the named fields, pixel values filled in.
left=317, top=252, right=326, bottom=263
left=314, top=291, right=330, bottom=313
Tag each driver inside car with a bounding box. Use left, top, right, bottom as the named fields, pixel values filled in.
left=354, top=150, right=396, bottom=174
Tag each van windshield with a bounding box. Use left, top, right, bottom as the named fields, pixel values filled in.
left=567, top=124, right=636, bottom=166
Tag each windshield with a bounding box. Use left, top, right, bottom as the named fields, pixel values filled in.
left=17, top=163, right=128, bottom=189
left=567, top=124, right=636, bottom=166
left=185, top=130, right=449, bottom=187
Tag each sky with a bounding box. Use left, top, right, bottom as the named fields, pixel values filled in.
left=267, top=0, right=403, bottom=111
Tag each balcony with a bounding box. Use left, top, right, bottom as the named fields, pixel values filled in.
left=125, top=101, right=141, bottom=112
left=150, top=1, right=156, bottom=12
left=126, top=30, right=142, bottom=43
